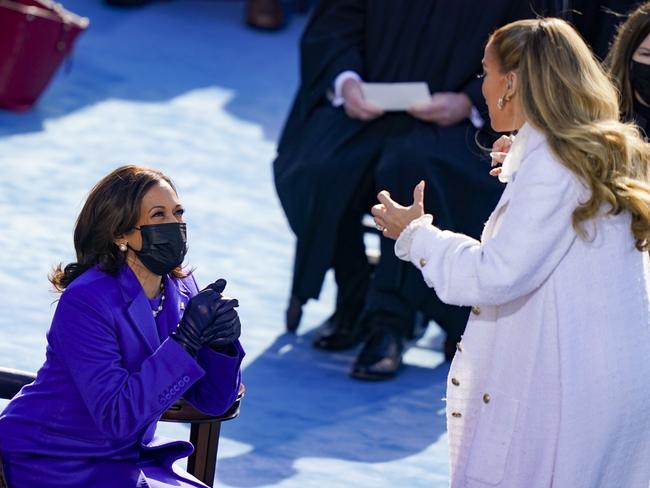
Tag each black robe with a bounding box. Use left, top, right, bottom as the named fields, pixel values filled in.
left=568, top=1, right=642, bottom=60
left=273, top=0, right=556, bottom=335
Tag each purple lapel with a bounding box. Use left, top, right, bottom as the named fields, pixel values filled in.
left=117, top=265, right=161, bottom=353
left=159, top=274, right=191, bottom=337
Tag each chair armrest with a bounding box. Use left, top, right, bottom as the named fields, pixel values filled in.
left=161, top=383, right=245, bottom=424
left=0, top=367, right=36, bottom=400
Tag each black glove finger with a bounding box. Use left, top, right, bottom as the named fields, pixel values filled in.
left=202, top=317, right=241, bottom=344
left=213, top=296, right=239, bottom=314
left=205, top=279, right=227, bottom=295
left=180, top=309, right=207, bottom=337
left=209, top=328, right=240, bottom=347
left=218, top=318, right=241, bottom=342
left=213, top=300, right=239, bottom=319
left=201, top=319, right=234, bottom=342
left=220, top=295, right=238, bottom=307
left=211, top=308, right=238, bottom=326
left=171, top=323, right=203, bottom=358
left=187, top=288, right=218, bottom=314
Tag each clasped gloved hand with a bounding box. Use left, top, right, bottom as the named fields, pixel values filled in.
left=171, top=279, right=241, bottom=358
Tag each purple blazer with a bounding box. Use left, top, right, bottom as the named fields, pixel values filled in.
left=0, top=264, right=244, bottom=487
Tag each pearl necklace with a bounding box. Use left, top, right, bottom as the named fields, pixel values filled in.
left=152, top=282, right=165, bottom=318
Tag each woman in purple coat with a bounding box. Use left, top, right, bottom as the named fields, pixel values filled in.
left=0, top=165, right=245, bottom=487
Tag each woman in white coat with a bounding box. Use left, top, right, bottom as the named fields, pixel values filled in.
left=372, top=18, right=650, bottom=488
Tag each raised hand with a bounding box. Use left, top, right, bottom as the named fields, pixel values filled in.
left=371, top=181, right=426, bottom=240
left=489, top=134, right=514, bottom=177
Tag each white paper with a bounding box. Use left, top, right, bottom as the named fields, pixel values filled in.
left=360, top=82, right=431, bottom=111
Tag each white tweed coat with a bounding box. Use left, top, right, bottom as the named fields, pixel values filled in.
left=396, top=124, right=650, bottom=487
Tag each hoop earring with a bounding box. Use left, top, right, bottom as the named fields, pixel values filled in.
left=118, top=243, right=127, bottom=252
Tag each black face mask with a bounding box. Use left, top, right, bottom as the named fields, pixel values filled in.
left=130, top=222, right=187, bottom=276
left=631, top=61, right=650, bottom=105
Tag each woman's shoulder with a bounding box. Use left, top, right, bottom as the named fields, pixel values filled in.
left=61, top=266, right=121, bottom=306
left=519, top=126, right=584, bottom=190
left=66, top=265, right=116, bottom=290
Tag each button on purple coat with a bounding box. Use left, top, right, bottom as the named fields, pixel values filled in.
left=0, top=264, right=245, bottom=487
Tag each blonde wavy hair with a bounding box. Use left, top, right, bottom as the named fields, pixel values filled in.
left=490, top=18, right=650, bottom=250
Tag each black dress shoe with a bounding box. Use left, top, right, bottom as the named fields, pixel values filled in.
left=312, top=295, right=367, bottom=350
left=285, top=295, right=304, bottom=333
left=246, top=0, right=285, bottom=31
left=312, top=310, right=364, bottom=350
left=350, top=323, right=404, bottom=381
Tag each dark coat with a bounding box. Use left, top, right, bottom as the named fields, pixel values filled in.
left=632, top=100, right=650, bottom=138
left=274, top=0, right=553, bottom=305
left=568, top=1, right=642, bottom=59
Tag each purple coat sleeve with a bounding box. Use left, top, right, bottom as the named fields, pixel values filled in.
left=176, top=274, right=245, bottom=416
left=49, top=286, right=206, bottom=441
left=183, top=342, right=244, bottom=416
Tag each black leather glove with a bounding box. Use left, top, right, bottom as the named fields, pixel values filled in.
left=201, top=297, right=241, bottom=348
left=171, top=279, right=233, bottom=358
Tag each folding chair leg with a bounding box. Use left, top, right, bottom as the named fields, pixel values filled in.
left=0, top=455, right=9, bottom=488
left=188, top=423, right=222, bottom=487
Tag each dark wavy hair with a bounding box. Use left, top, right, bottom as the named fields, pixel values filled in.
left=605, top=2, right=650, bottom=117
left=50, top=165, right=185, bottom=291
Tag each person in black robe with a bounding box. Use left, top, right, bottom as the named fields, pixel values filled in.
left=273, top=0, right=558, bottom=380
left=567, top=1, right=642, bottom=59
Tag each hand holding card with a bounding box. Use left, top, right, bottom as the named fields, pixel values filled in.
left=360, top=82, right=431, bottom=111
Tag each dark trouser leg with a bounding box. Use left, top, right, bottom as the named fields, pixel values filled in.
left=368, top=129, right=480, bottom=341
left=332, top=169, right=375, bottom=316
left=313, top=170, right=376, bottom=350
left=352, top=124, right=503, bottom=375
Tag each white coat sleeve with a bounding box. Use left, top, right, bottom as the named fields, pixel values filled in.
left=399, top=151, right=583, bottom=307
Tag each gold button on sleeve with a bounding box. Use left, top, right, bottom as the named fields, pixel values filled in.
left=471, top=306, right=481, bottom=315
left=419, top=258, right=427, bottom=268
left=483, top=393, right=491, bottom=404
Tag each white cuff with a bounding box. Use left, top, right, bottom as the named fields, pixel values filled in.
left=331, top=71, right=362, bottom=107
left=394, top=214, right=434, bottom=262
left=469, top=106, right=484, bottom=129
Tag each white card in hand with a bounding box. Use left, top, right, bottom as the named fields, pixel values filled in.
left=360, top=82, right=431, bottom=111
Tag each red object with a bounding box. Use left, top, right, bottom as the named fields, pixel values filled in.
left=0, top=0, right=89, bottom=111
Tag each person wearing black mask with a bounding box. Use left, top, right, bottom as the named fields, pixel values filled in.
left=0, top=165, right=244, bottom=488
left=606, top=1, right=650, bottom=136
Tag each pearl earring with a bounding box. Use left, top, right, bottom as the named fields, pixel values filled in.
left=119, top=243, right=127, bottom=252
